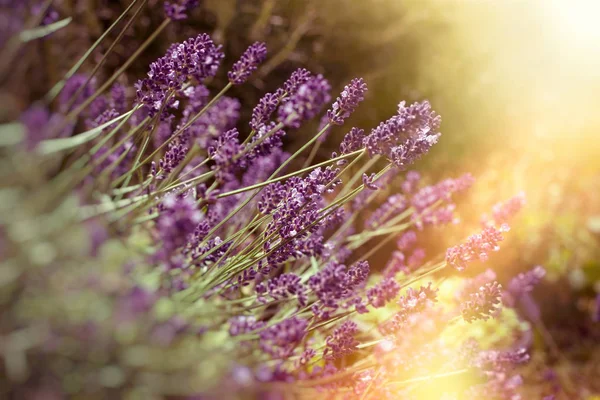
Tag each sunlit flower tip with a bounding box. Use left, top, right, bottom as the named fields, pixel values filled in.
left=164, top=0, right=200, bottom=20
left=489, top=191, right=527, bottom=225
left=228, top=42, right=267, bottom=85
left=364, top=100, right=441, bottom=169
left=327, top=77, right=368, bottom=125
left=445, top=225, right=508, bottom=271
left=461, top=281, right=503, bottom=323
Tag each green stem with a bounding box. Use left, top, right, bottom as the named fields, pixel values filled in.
left=45, top=0, right=142, bottom=102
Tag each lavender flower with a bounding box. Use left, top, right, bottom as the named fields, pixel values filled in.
left=158, top=141, right=188, bottom=176
left=59, top=74, right=97, bottom=112
left=366, top=194, right=407, bottom=229
left=228, top=42, right=267, bottom=85
left=259, top=317, right=308, bottom=358
left=228, top=316, right=265, bottom=336
left=367, top=277, right=400, bottom=308
left=484, top=192, right=527, bottom=226
left=251, top=92, right=280, bottom=131
left=164, top=0, right=200, bottom=20
left=327, top=78, right=368, bottom=125
left=324, top=321, right=359, bottom=359
left=379, top=283, right=438, bottom=334
left=308, top=262, right=369, bottom=317
left=136, top=34, right=223, bottom=116
left=154, top=194, right=202, bottom=266
left=282, top=68, right=312, bottom=95
left=461, top=281, right=503, bottom=323
left=256, top=273, right=307, bottom=306
left=508, top=266, right=546, bottom=297
left=446, top=224, right=509, bottom=271
left=364, top=100, right=441, bottom=169
left=411, top=173, right=474, bottom=227
left=339, top=127, right=365, bottom=155
left=277, top=74, right=331, bottom=129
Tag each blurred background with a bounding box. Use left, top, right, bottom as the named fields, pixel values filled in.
left=2, top=0, right=599, bottom=396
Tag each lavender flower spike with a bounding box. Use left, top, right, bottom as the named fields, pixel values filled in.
left=327, top=78, right=368, bottom=125
left=228, top=42, right=267, bottom=85
left=164, top=0, right=200, bottom=20
left=364, top=100, right=441, bottom=169
left=462, top=281, right=503, bottom=323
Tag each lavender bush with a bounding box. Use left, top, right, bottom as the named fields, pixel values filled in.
left=0, top=2, right=573, bottom=399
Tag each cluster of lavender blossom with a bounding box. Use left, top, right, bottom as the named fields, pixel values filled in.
left=0, top=2, right=552, bottom=399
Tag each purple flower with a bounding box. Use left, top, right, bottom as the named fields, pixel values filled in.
left=446, top=224, right=509, bottom=271
left=367, top=277, right=400, bottom=308
left=308, top=262, right=369, bottom=317
left=228, top=42, right=267, bottom=85
left=31, top=3, right=59, bottom=26
left=364, top=100, right=441, bottom=169
left=277, top=74, right=331, bottom=129
left=208, top=128, right=245, bottom=178
left=327, top=78, right=368, bottom=125
left=154, top=194, right=202, bottom=266
left=164, top=0, right=199, bottom=20
left=324, top=321, right=359, bottom=359
left=484, top=192, right=527, bottom=227
left=245, top=122, right=286, bottom=160
left=158, top=140, right=188, bottom=177
left=59, top=74, right=97, bottom=112
left=228, top=316, right=265, bottom=336
left=250, top=92, right=280, bottom=131
left=256, top=273, right=307, bottom=306
left=136, top=34, right=223, bottom=116
left=401, top=171, right=421, bottom=194
left=507, top=266, right=546, bottom=298
left=411, top=173, right=474, bottom=228
left=366, top=194, right=407, bottom=229
left=20, top=106, right=71, bottom=149
left=259, top=317, right=308, bottom=358
left=379, top=283, right=438, bottom=334
left=110, top=83, right=127, bottom=113
left=396, top=230, right=417, bottom=251
left=362, top=173, right=379, bottom=190
left=339, top=127, right=365, bottom=155
left=282, top=68, right=312, bottom=95
left=461, top=281, right=503, bottom=323
left=182, top=96, right=240, bottom=146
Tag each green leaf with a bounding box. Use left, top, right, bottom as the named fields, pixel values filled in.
left=0, top=122, right=25, bottom=147
left=19, top=17, right=72, bottom=42
left=38, top=109, right=134, bottom=154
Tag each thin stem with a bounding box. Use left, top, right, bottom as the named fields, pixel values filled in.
left=63, top=19, right=171, bottom=125
left=62, top=0, right=148, bottom=112
left=45, top=0, right=142, bottom=102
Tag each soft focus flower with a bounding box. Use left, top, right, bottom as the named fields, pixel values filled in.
left=164, top=0, right=200, bottom=20
left=461, top=281, right=503, bottom=323
left=446, top=224, right=509, bottom=271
